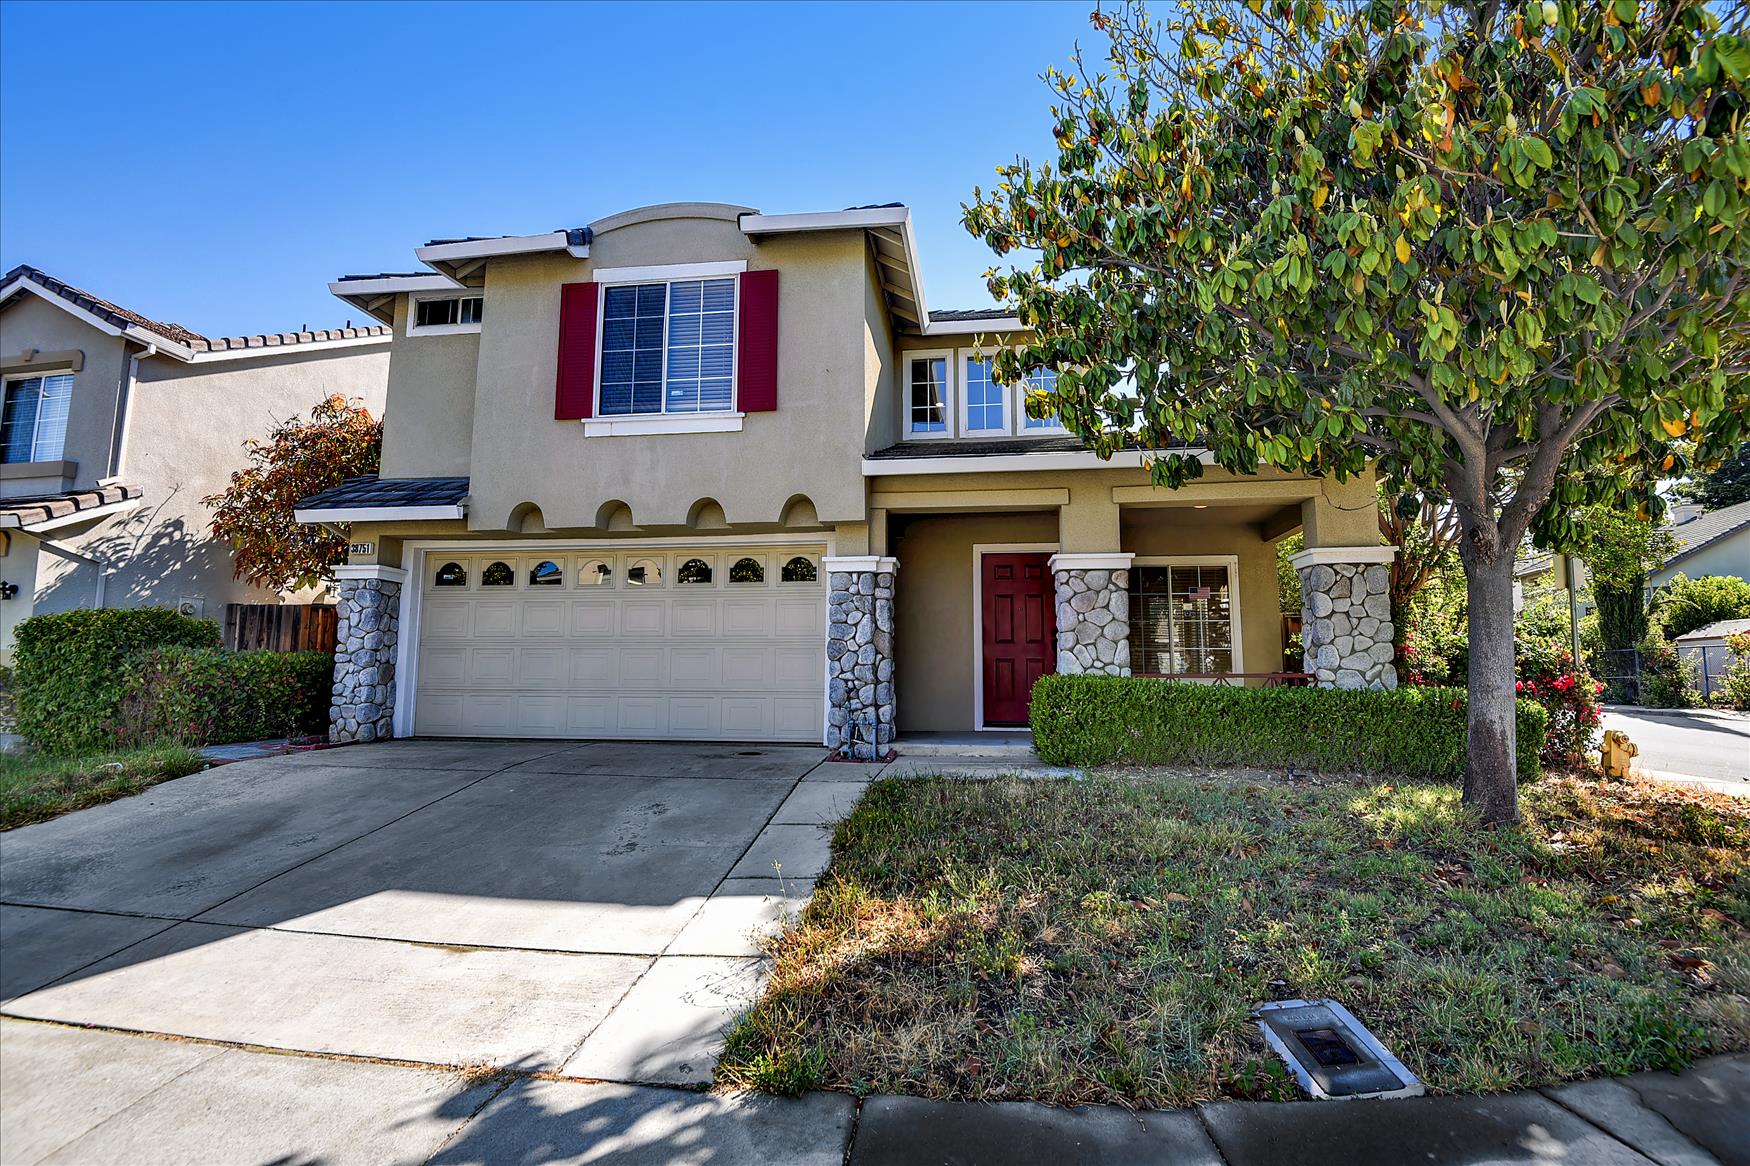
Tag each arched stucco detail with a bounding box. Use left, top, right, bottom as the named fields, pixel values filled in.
left=589, top=202, right=759, bottom=235
left=595, top=500, right=635, bottom=532
left=688, top=498, right=729, bottom=530
left=506, top=502, right=547, bottom=534
left=780, top=494, right=820, bottom=528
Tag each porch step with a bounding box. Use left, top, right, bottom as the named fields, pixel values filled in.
left=895, top=733, right=1035, bottom=758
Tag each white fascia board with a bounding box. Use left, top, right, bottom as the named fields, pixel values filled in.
left=327, top=275, right=462, bottom=298
left=2, top=280, right=196, bottom=360
left=415, top=232, right=582, bottom=265
left=739, top=207, right=911, bottom=234
left=922, top=317, right=1025, bottom=336
left=294, top=504, right=467, bottom=524
left=861, top=448, right=1212, bottom=476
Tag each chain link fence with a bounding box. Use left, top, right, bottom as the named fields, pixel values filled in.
left=1590, top=644, right=1735, bottom=705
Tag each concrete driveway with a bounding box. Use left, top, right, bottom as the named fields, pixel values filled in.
left=0, top=740, right=869, bottom=1086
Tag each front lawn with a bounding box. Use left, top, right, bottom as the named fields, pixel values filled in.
left=0, top=744, right=207, bottom=829
left=719, top=771, right=1750, bottom=1106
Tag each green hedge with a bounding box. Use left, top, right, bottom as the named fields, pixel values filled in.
left=13, top=609, right=221, bottom=753
left=1031, top=676, right=1546, bottom=781
left=115, top=648, right=333, bottom=748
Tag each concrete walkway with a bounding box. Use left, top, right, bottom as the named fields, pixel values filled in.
left=1, top=1020, right=1742, bottom=1165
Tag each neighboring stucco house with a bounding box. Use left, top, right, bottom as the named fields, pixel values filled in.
left=298, top=202, right=1391, bottom=754
left=0, top=266, right=391, bottom=659
left=1650, top=499, right=1750, bottom=590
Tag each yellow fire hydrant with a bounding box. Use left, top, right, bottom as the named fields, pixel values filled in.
left=1601, top=729, right=1639, bottom=780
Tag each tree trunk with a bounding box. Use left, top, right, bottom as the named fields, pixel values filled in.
left=1462, top=555, right=1520, bottom=825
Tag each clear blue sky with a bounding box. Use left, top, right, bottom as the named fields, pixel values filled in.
left=1, top=0, right=1090, bottom=338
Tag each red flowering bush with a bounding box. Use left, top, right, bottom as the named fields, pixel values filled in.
left=1515, top=639, right=1604, bottom=768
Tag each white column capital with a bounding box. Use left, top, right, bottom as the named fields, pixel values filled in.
left=822, top=555, right=899, bottom=574
left=1289, top=545, right=1396, bottom=571
left=1048, top=552, right=1135, bottom=572
left=334, top=564, right=410, bottom=583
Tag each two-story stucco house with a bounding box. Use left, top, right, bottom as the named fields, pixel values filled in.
left=299, top=202, right=1394, bottom=755
left=0, top=266, right=391, bottom=658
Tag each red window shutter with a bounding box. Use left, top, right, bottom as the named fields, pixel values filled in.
left=555, top=281, right=599, bottom=420
left=737, top=269, right=778, bottom=413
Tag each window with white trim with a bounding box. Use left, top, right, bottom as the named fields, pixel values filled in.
left=409, top=294, right=484, bottom=335
left=962, top=354, right=1010, bottom=435
left=600, top=278, right=736, bottom=416
left=1129, top=563, right=1237, bottom=675
left=906, top=353, right=950, bottom=436
left=1021, top=367, right=1065, bottom=430
left=1, top=373, right=73, bottom=464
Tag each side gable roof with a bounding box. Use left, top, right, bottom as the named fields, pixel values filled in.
left=1665, top=499, right=1750, bottom=567
left=1, top=265, right=391, bottom=362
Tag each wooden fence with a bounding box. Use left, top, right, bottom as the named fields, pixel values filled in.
left=222, top=604, right=339, bottom=653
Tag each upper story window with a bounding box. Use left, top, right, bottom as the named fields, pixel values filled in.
left=906, top=353, right=950, bottom=437
left=408, top=294, right=484, bottom=336
left=902, top=349, right=1063, bottom=440
left=1, top=373, right=73, bottom=464
left=600, top=278, right=736, bottom=417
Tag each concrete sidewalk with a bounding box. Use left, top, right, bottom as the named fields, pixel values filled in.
left=2, top=1020, right=1742, bottom=1165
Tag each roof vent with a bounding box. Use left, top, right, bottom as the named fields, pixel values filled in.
left=1254, top=998, right=1423, bottom=1100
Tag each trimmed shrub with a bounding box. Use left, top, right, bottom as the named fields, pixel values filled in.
left=115, top=648, right=333, bottom=747
left=13, top=609, right=220, bottom=753
left=1031, top=676, right=1546, bottom=782
left=1653, top=573, right=1750, bottom=640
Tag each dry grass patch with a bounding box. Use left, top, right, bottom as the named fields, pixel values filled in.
left=718, top=771, right=1749, bottom=1107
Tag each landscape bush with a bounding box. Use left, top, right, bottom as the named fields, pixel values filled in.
left=12, top=609, right=220, bottom=753
left=1653, top=573, right=1750, bottom=640
left=115, top=648, right=332, bottom=747
left=1716, top=631, right=1750, bottom=712
left=1031, top=676, right=1545, bottom=782
left=1636, top=630, right=1701, bottom=709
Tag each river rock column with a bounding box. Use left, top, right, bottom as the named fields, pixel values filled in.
left=330, top=565, right=407, bottom=743
left=1291, top=547, right=1398, bottom=690
left=1048, top=553, right=1135, bottom=676
left=822, top=556, right=898, bottom=760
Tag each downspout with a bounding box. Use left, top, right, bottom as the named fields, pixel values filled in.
left=102, top=341, right=155, bottom=485
left=35, top=535, right=111, bottom=607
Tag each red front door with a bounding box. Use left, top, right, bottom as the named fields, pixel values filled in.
left=981, top=553, right=1056, bottom=726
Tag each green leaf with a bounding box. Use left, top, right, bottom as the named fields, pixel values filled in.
left=1523, top=136, right=1554, bottom=169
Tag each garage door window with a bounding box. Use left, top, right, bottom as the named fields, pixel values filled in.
left=679, top=557, right=712, bottom=585
left=730, top=556, right=764, bottom=584
left=580, top=559, right=612, bottom=586
left=529, top=560, right=562, bottom=586
left=482, top=561, right=514, bottom=587
left=781, top=556, right=817, bottom=583
left=627, top=558, right=663, bottom=587
left=434, top=561, right=467, bottom=587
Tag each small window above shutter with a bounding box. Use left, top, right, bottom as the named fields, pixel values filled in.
left=555, top=281, right=599, bottom=420
left=736, top=269, right=778, bottom=413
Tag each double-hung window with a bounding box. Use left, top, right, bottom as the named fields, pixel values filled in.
left=600, top=278, right=736, bottom=416
left=1, top=373, right=73, bottom=464
left=906, top=353, right=950, bottom=436
left=962, top=354, right=1007, bottom=435
left=1129, top=561, right=1239, bottom=675
left=1021, top=367, right=1065, bottom=430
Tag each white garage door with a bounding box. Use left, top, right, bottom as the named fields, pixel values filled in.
left=413, top=547, right=826, bottom=741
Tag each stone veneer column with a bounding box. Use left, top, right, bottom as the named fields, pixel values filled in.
left=822, top=556, right=898, bottom=760
left=1290, top=546, right=1398, bottom=690
left=330, top=565, right=407, bottom=743
left=1048, top=553, right=1134, bottom=676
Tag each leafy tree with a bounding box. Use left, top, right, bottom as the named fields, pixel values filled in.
left=1379, top=483, right=1462, bottom=679
left=1577, top=507, right=1677, bottom=653
left=964, top=0, right=1749, bottom=822
left=1653, top=572, right=1750, bottom=637
left=1673, top=440, right=1750, bottom=507
left=204, top=395, right=382, bottom=592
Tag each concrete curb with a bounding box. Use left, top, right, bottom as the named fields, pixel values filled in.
left=1603, top=704, right=1750, bottom=724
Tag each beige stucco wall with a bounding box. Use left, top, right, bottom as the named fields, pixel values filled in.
left=0, top=294, right=130, bottom=495
left=2, top=291, right=390, bottom=639
left=1653, top=528, right=1749, bottom=588
left=459, top=213, right=872, bottom=531
left=893, top=511, right=1058, bottom=732
left=378, top=297, right=477, bottom=480
left=0, top=531, right=39, bottom=662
